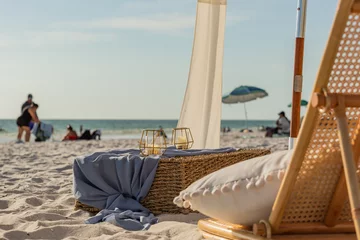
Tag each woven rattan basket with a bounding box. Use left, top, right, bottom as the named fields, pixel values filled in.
left=74, top=148, right=271, bottom=215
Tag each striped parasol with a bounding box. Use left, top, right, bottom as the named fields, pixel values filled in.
left=222, top=85, right=268, bottom=129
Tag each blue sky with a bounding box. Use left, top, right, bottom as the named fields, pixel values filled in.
left=0, top=0, right=338, bottom=120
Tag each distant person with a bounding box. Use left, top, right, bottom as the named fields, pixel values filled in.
left=62, top=125, right=78, bottom=141
left=158, top=126, right=167, bottom=138
left=78, top=127, right=101, bottom=140
left=92, top=129, right=101, bottom=140
left=240, top=128, right=253, bottom=133
left=265, top=111, right=290, bottom=137
left=21, top=94, right=37, bottom=131
left=16, top=103, right=40, bottom=143
left=277, top=111, right=290, bottom=134
left=258, top=125, right=266, bottom=132
left=21, top=94, right=33, bottom=113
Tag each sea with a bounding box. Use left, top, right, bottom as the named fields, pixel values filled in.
left=0, top=119, right=276, bottom=143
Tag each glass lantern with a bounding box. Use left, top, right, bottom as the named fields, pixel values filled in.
left=139, top=129, right=167, bottom=156
left=171, top=127, right=194, bottom=150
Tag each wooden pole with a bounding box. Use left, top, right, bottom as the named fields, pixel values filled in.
left=334, top=97, right=360, bottom=239
left=244, top=102, right=248, bottom=129
left=289, top=0, right=307, bottom=150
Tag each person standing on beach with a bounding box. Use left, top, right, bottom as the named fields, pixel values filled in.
left=21, top=94, right=36, bottom=130
left=16, top=103, right=40, bottom=143
left=21, top=94, right=33, bottom=113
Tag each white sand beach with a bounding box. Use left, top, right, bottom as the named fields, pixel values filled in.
left=0, top=132, right=287, bottom=240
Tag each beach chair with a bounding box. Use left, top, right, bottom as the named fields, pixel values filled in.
left=198, top=0, right=360, bottom=239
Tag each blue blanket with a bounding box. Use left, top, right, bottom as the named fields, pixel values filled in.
left=73, top=147, right=236, bottom=231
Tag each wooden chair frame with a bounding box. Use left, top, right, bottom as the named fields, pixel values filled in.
left=198, top=0, right=360, bottom=239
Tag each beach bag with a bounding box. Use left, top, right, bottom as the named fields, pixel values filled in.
left=32, top=122, right=53, bottom=142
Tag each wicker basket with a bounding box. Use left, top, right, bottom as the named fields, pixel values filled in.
left=74, top=148, right=271, bottom=215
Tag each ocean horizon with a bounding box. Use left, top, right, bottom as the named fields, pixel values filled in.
left=0, top=119, right=276, bottom=143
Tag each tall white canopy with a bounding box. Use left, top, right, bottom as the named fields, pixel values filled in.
left=177, top=0, right=227, bottom=149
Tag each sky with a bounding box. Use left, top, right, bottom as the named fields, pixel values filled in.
left=0, top=0, right=339, bottom=120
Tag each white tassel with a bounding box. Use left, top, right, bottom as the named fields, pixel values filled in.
left=246, top=180, right=255, bottom=190
left=183, top=193, right=191, bottom=201
left=212, top=187, right=221, bottom=196
left=190, top=190, right=201, bottom=198
left=265, top=173, right=274, bottom=182
left=277, top=170, right=285, bottom=180
left=232, top=182, right=241, bottom=192
left=203, top=189, right=211, bottom=197
left=173, top=197, right=183, bottom=207
left=255, top=178, right=265, bottom=188
left=221, top=184, right=231, bottom=194
left=183, top=201, right=191, bottom=209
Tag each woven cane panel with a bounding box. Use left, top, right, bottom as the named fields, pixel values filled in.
left=281, top=13, right=360, bottom=224
left=339, top=199, right=352, bottom=222
left=329, top=14, right=360, bottom=95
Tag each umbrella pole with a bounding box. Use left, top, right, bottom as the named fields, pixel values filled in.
left=289, top=0, right=307, bottom=150
left=244, top=103, right=248, bottom=129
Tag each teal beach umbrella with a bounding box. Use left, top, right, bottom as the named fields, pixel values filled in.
left=222, top=86, right=268, bottom=129
left=287, top=99, right=308, bottom=108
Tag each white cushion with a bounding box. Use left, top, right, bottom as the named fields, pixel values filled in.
left=173, top=150, right=292, bottom=226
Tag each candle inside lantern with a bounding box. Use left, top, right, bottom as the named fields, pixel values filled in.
left=153, top=144, right=161, bottom=155
left=140, top=129, right=167, bottom=156
left=176, top=136, right=188, bottom=149
left=147, top=144, right=161, bottom=155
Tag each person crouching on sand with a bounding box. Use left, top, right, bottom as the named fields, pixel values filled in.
left=16, top=103, right=40, bottom=143
left=265, top=111, right=290, bottom=138
left=62, top=125, right=78, bottom=141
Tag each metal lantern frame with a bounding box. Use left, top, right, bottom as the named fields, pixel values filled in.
left=171, top=127, right=194, bottom=150
left=139, top=129, right=167, bottom=156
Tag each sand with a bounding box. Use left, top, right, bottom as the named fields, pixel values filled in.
left=0, top=132, right=287, bottom=240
